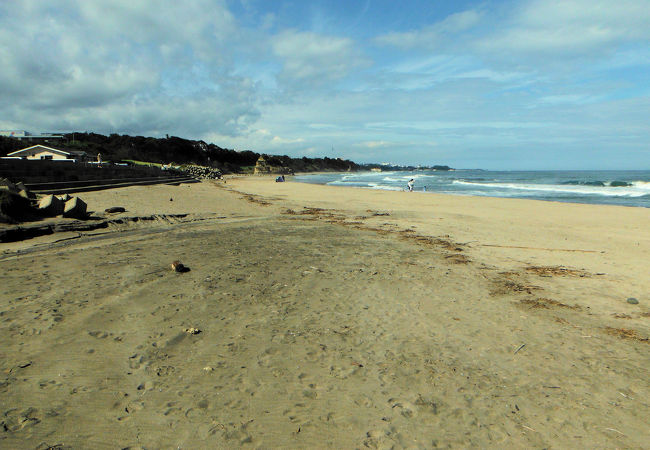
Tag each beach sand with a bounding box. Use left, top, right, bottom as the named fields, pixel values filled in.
left=1, top=177, right=648, bottom=448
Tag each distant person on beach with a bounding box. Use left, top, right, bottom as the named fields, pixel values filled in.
left=407, top=179, right=414, bottom=192
left=276, top=175, right=285, bottom=182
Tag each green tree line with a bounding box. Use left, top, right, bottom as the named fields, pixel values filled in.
left=0, top=133, right=359, bottom=173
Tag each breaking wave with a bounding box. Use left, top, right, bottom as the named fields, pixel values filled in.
left=452, top=180, right=649, bottom=197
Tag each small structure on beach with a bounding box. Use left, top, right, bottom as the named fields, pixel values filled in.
left=4, top=145, right=87, bottom=162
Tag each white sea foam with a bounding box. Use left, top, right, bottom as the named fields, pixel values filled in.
left=366, top=183, right=403, bottom=191
left=631, top=181, right=650, bottom=190
left=326, top=178, right=404, bottom=191
left=342, top=171, right=395, bottom=179
left=452, top=180, right=648, bottom=197
left=327, top=180, right=358, bottom=186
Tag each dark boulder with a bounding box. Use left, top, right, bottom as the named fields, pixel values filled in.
left=105, top=206, right=126, bottom=214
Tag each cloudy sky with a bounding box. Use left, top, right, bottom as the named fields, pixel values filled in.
left=1, top=0, right=649, bottom=169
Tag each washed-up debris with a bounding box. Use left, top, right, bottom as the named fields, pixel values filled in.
left=185, top=327, right=201, bottom=335
left=627, top=297, right=639, bottom=305
left=105, top=206, right=126, bottom=214
left=171, top=261, right=189, bottom=272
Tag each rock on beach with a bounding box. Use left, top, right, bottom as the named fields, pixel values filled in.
left=63, top=197, right=87, bottom=219
left=38, top=194, right=64, bottom=217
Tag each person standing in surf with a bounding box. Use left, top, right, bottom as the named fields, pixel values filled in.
left=407, top=179, right=414, bottom=192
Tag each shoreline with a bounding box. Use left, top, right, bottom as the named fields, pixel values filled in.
left=292, top=182, right=650, bottom=210
left=1, top=179, right=648, bottom=448
left=289, top=169, right=650, bottom=209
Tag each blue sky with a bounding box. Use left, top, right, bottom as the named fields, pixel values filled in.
left=1, top=0, right=649, bottom=169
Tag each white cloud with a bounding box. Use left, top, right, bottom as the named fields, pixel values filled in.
left=357, top=141, right=392, bottom=148
left=0, top=0, right=259, bottom=138
left=476, top=0, right=650, bottom=61
left=271, top=136, right=305, bottom=145
left=375, top=1, right=650, bottom=64
left=271, top=30, right=368, bottom=86
left=455, top=69, right=530, bottom=83
left=536, top=94, right=606, bottom=106
left=365, top=120, right=550, bottom=132
left=75, top=0, right=237, bottom=55
left=375, top=9, right=482, bottom=49
left=308, top=123, right=340, bottom=130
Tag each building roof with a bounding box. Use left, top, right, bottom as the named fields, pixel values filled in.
left=7, top=145, right=86, bottom=157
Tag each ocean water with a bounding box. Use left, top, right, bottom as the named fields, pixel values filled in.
left=293, top=170, right=650, bottom=208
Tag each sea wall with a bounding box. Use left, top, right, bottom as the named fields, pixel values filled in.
left=0, top=159, right=167, bottom=184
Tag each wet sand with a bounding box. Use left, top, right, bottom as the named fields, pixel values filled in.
left=1, top=177, right=648, bottom=448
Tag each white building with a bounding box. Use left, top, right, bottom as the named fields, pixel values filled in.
left=4, top=145, right=87, bottom=161
left=0, top=130, right=27, bottom=138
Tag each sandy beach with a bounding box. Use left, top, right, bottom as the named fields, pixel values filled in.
left=1, top=177, right=648, bottom=448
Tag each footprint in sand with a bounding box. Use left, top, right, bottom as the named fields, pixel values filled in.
left=363, top=428, right=396, bottom=449
left=387, top=398, right=418, bottom=418
left=304, top=350, right=322, bottom=362
left=220, top=422, right=254, bottom=445
left=37, top=379, right=61, bottom=390
left=128, top=353, right=146, bottom=370
left=318, top=411, right=338, bottom=423
left=153, top=365, right=175, bottom=377
left=88, top=330, right=111, bottom=339
left=282, top=406, right=304, bottom=423
left=353, top=394, right=375, bottom=408
left=1, top=407, right=41, bottom=432
left=124, top=401, right=145, bottom=414
left=329, top=364, right=362, bottom=379
left=136, top=381, right=154, bottom=391
left=257, top=347, right=278, bottom=367
left=302, top=387, right=318, bottom=399
left=185, top=407, right=207, bottom=420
